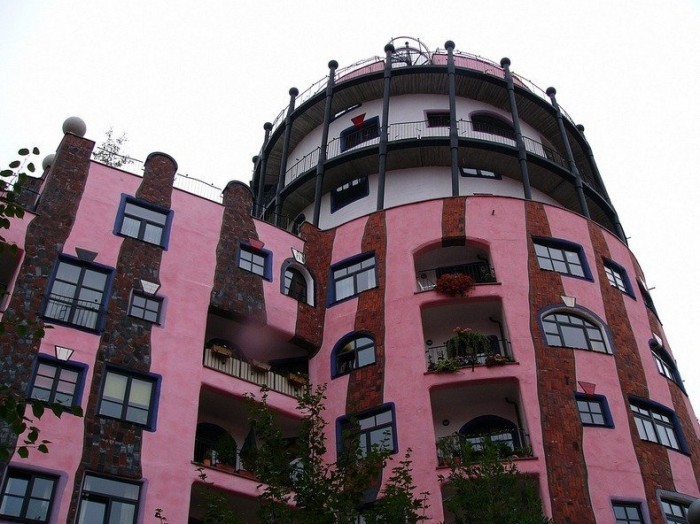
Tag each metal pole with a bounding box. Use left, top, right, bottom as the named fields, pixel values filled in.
left=446, top=40, right=460, bottom=197
left=501, top=57, right=532, bottom=200
left=376, top=44, right=394, bottom=211
left=313, top=60, right=338, bottom=227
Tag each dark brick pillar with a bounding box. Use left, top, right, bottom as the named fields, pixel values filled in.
left=67, top=153, right=177, bottom=522
left=0, top=133, right=94, bottom=461
left=210, top=181, right=266, bottom=323
left=526, top=202, right=595, bottom=524
left=442, top=196, right=466, bottom=245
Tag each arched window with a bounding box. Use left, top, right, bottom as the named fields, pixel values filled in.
left=542, top=311, right=610, bottom=353
left=459, top=415, right=520, bottom=457
left=333, top=334, right=376, bottom=377
left=284, top=267, right=308, bottom=303
left=471, top=113, right=515, bottom=140
left=194, top=422, right=234, bottom=465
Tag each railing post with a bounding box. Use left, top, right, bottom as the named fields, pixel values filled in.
left=446, top=41, right=460, bottom=197
left=376, top=44, right=394, bottom=211
left=546, top=87, right=590, bottom=218
left=313, top=60, right=338, bottom=227
left=275, top=88, right=299, bottom=226
left=254, top=122, right=273, bottom=217
left=501, top=58, right=532, bottom=200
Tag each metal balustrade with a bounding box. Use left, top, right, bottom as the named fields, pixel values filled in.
left=425, top=338, right=510, bottom=371
left=202, top=347, right=305, bottom=397
left=44, top=294, right=100, bottom=329
left=415, top=261, right=496, bottom=292
left=436, top=428, right=532, bottom=466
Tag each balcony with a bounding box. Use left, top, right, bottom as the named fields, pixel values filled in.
left=415, top=243, right=496, bottom=293
left=43, top=293, right=101, bottom=330
left=203, top=346, right=307, bottom=398
left=436, top=428, right=532, bottom=467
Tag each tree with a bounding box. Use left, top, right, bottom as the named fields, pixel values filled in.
left=245, top=385, right=429, bottom=523
left=0, top=148, right=83, bottom=463
left=92, top=127, right=134, bottom=168
left=439, top=440, right=552, bottom=524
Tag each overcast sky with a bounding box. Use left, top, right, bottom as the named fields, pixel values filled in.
left=2, top=1, right=699, bottom=414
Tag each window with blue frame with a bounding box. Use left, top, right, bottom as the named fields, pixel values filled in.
left=98, top=368, right=159, bottom=430
left=661, top=498, right=689, bottom=524
left=30, top=356, right=86, bottom=409
left=650, top=341, right=685, bottom=392
left=330, top=177, right=369, bottom=212
left=542, top=311, right=610, bottom=353
left=115, top=195, right=173, bottom=248
left=604, top=259, right=634, bottom=296
left=0, top=468, right=57, bottom=523
left=42, top=257, right=113, bottom=331
left=76, top=474, right=141, bottom=524
left=338, top=404, right=397, bottom=458
left=330, top=254, right=377, bottom=303
left=238, top=244, right=272, bottom=280
left=128, top=292, right=163, bottom=324
left=630, top=398, right=685, bottom=452
left=575, top=393, right=614, bottom=427
left=340, top=116, right=379, bottom=152
left=332, top=334, right=376, bottom=377
left=612, top=502, right=644, bottom=524
left=533, top=237, right=591, bottom=279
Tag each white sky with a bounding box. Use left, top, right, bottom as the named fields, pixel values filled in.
left=2, top=1, right=699, bottom=414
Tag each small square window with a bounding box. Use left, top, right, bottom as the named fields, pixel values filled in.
left=533, top=237, right=590, bottom=279
left=426, top=111, right=451, bottom=127
left=338, top=405, right=397, bottom=458
left=330, top=254, right=377, bottom=304
left=604, top=259, right=633, bottom=295
left=115, top=195, right=173, bottom=248
left=128, top=292, right=163, bottom=324
left=99, top=368, right=158, bottom=430
left=330, top=177, right=369, bottom=213
left=238, top=245, right=272, bottom=280
left=30, top=357, right=85, bottom=408
left=77, top=474, right=141, bottom=524
left=575, top=393, right=613, bottom=427
left=0, top=469, right=57, bottom=523
left=613, top=502, right=644, bottom=524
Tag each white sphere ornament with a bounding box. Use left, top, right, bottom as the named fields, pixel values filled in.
left=42, top=154, right=55, bottom=170
left=62, top=116, right=86, bottom=137
left=688, top=499, right=700, bottom=524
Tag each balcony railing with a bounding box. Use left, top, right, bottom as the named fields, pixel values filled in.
left=425, top=338, right=511, bottom=371
left=436, top=429, right=532, bottom=466
left=284, top=119, right=568, bottom=186
left=415, top=261, right=495, bottom=292
left=43, top=293, right=101, bottom=329
left=202, top=347, right=306, bottom=397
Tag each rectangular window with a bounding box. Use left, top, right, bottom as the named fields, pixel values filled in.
left=238, top=245, right=271, bottom=280
left=340, top=116, right=379, bottom=152
left=638, top=279, right=658, bottom=316
left=116, top=196, right=172, bottom=247
left=630, top=400, right=683, bottom=451
left=331, top=254, right=377, bottom=303
left=533, top=238, right=590, bottom=279
left=613, top=502, right=644, bottom=524
left=0, top=469, right=57, bottom=523
left=426, top=111, right=451, bottom=127
left=339, top=405, right=397, bottom=457
left=128, top=292, right=163, bottom=324
left=77, top=474, right=140, bottom=524
left=99, top=369, right=158, bottom=429
left=30, top=357, right=85, bottom=408
left=575, top=393, right=613, bottom=427
left=43, top=257, right=112, bottom=331
left=661, top=499, right=689, bottom=524
left=461, top=167, right=501, bottom=179
left=330, top=177, right=369, bottom=213
left=604, top=259, right=633, bottom=295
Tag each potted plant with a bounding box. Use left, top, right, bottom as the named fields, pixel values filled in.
left=433, top=358, right=459, bottom=373
left=214, top=433, right=237, bottom=472
left=210, top=344, right=233, bottom=360
left=250, top=359, right=271, bottom=373
left=484, top=353, right=510, bottom=367
left=435, top=273, right=475, bottom=297
left=446, top=327, right=491, bottom=371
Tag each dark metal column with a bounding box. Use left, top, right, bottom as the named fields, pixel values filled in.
left=313, top=60, right=339, bottom=227
left=255, top=122, right=273, bottom=217
left=501, top=57, right=532, bottom=200
left=275, top=87, right=299, bottom=226
left=376, top=44, right=394, bottom=211
left=547, top=87, right=590, bottom=218
left=576, top=124, right=625, bottom=241
left=446, top=40, right=460, bottom=196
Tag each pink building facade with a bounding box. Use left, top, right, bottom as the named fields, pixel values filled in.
left=1, top=37, right=699, bottom=523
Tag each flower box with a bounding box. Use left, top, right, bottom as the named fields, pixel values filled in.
left=250, top=359, right=271, bottom=372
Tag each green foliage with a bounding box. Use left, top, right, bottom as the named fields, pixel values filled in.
left=246, top=385, right=428, bottom=523
left=439, top=441, right=552, bottom=524
left=446, top=328, right=491, bottom=360
left=92, top=128, right=134, bottom=168
left=0, top=147, right=38, bottom=242
left=215, top=432, right=238, bottom=466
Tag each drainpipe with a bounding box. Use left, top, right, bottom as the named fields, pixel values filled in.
left=255, top=122, right=273, bottom=217
left=489, top=316, right=507, bottom=356
left=546, top=87, right=590, bottom=218
left=376, top=44, right=394, bottom=211
left=275, top=87, right=299, bottom=226
left=313, top=60, right=339, bottom=227
left=446, top=40, right=460, bottom=196
left=501, top=57, right=532, bottom=200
